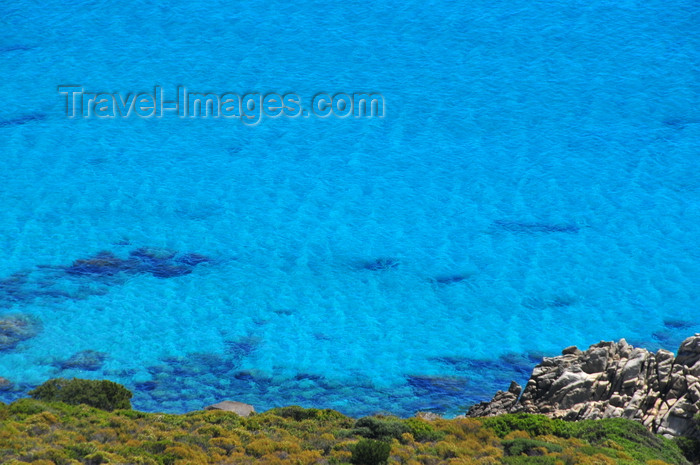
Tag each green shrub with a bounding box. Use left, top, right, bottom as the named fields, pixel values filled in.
left=8, top=398, right=48, bottom=416
left=502, top=438, right=563, bottom=456
left=569, top=417, right=688, bottom=464
left=117, top=409, right=149, bottom=419
left=502, top=456, right=559, bottom=464
left=675, top=436, right=700, bottom=464
left=201, top=410, right=246, bottom=428
left=84, top=451, right=109, bottom=465
left=141, top=440, right=172, bottom=454
left=351, top=438, right=391, bottom=465
left=65, top=442, right=98, bottom=459
left=482, top=414, right=689, bottom=465
left=568, top=417, right=652, bottom=444
left=404, top=418, right=445, bottom=442
left=481, top=413, right=569, bottom=438
left=29, top=378, right=132, bottom=411
left=354, top=416, right=409, bottom=440
left=269, top=405, right=347, bottom=421
left=41, top=449, right=71, bottom=465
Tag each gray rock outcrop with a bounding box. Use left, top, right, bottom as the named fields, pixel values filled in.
left=205, top=400, right=256, bottom=417
left=467, top=334, right=700, bottom=438
left=0, top=376, right=13, bottom=391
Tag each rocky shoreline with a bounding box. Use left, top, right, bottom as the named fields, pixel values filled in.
left=2, top=336, right=700, bottom=463
left=4, top=328, right=700, bottom=442
left=467, top=334, right=700, bottom=439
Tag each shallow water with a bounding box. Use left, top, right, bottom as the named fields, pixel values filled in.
left=0, top=0, right=698, bottom=416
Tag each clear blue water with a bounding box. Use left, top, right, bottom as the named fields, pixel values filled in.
left=0, top=0, right=698, bottom=417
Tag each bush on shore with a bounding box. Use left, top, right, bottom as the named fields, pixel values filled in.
left=28, top=378, right=132, bottom=411
left=351, top=438, right=391, bottom=465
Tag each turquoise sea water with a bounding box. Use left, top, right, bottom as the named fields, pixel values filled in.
left=0, top=0, right=698, bottom=416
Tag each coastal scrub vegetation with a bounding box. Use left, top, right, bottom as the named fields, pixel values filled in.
left=0, top=379, right=692, bottom=465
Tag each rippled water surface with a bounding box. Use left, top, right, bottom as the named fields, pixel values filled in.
left=0, top=0, right=698, bottom=416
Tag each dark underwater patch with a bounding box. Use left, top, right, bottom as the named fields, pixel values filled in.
left=0, top=45, right=34, bottom=52
left=0, top=314, right=42, bottom=351
left=493, top=220, right=580, bottom=234
left=407, top=375, right=469, bottom=393
left=651, top=331, right=675, bottom=349
left=499, top=352, right=547, bottom=375
left=157, top=352, right=244, bottom=378
left=0, top=273, right=31, bottom=305
left=664, top=320, right=695, bottom=330
left=137, top=353, right=276, bottom=409
left=53, top=350, right=107, bottom=371
left=129, top=247, right=177, bottom=263
left=126, top=357, right=496, bottom=417
left=273, top=309, right=294, bottom=316
left=0, top=379, right=34, bottom=405
left=0, top=274, right=96, bottom=308
left=65, top=248, right=210, bottom=279
left=428, top=350, right=549, bottom=402
left=65, top=251, right=134, bottom=276
left=357, top=257, right=401, bottom=271
left=0, top=247, right=212, bottom=310
left=294, top=373, right=324, bottom=382
left=129, top=248, right=210, bottom=278
left=522, top=295, right=577, bottom=309
left=149, top=264, right=192, bottom=278
left=0, top=113, right=47, bottom=127
left=225, top=336, right=261, bottom=360
left=651, top=330, right=686, bottom=350
left=176, top=253, right=211, bottom=266
left=663, top=118, right=699, bottom=129
left=174, top=203, right=225, bottom=220
left=134, top=380, right=159, bottom=392
left=429, top=274, right=469, bottom=285
left=405, top=375, right=472, bottom=412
